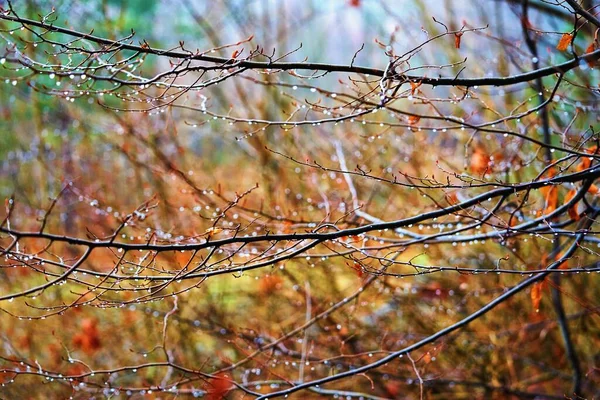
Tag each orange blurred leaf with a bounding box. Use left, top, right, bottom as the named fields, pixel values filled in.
left=408, top=115, right=420, bottom=125
left=422, top=351, right=432, bottom=364
left=259, top=274, right=283, bottom=295
left=207, top=373, right=233, bottom=400
left=531, top=282, right=543, bottom=312
left=205, top=227, right=223, bottom=237
left=282, top=220, right=293, bottom=234
left=470, top=147, right=490, bottom=175
left=72, top=318, right=101, bottom=354
left=384, top=381, right=401, bottom=397
left=556, top=33, right=573, bottom=51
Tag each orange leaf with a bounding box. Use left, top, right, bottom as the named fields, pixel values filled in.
left=577, top=156, right=592, bottom=172
left=205, top=227, right=223, bottom=237
left=531, top=282, right=543, bottom=312
left=553, top=251, right=569, bottom=270
left=470, top=147, right=490, bottom=175
left=539, top=185, right=558, bottom=215
left=588, top=184, right=599, bottom=195
left=408, top=115, right=420, bottom=125
left=564, top=189, right=580, bottom=221
left=349, top=0, right=361, bottom=6
left=585, top=42, right=599, bottom=67
left=454, top=32, right=464, bottom=49
left=556, top=33, right=573, bottom=51
left=422, top=351, right=432, bottom=363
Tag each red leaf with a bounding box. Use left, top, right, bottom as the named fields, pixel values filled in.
left=351, top=262, right=364, bottom=277
left=207, top=373, right=233, bottom=400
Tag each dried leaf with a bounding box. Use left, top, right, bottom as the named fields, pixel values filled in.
left=539, top=172, right=558, bottom=215
left=585, top=42, right=599, bottom=67
left=564, top=189, right=580, bottom=221
left=410, top=80, right=422, bottom=95
left=542, top=185, right=558, bottom=215
left=408, top=115, right=420, bottom=125
left=556, top=33, right=573, bottom=51
left=454, top=32, right=464, bottom=49
left=577, top=145, right=599, bottom=172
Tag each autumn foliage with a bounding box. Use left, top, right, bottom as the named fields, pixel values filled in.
left=1, top=1, right=600, bottom=399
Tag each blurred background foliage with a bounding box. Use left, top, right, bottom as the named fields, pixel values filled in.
left=1, top=0, right=599, bottom=399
